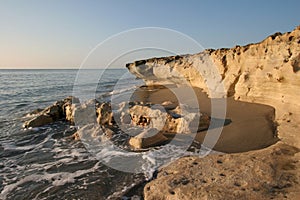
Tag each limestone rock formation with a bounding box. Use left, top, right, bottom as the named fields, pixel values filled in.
left=144, top=143, right=299, bottom=200
left=24, top=97, right=210, bottom=150
left=126, top=26, right=300, bottom=199
left=96, top=102, right=114, bottom=125
left=128, top=128, right=169, bottom=149
left=126, top=26, right=300, bottom=147
left=23, top=96, right=79, bottom=128
left=128, top=104, right=210, bottom=134
left=125, top=104, right=210, bottom=149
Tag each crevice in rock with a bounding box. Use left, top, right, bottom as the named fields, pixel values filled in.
left=291, top=54, right=300, bottom=73
left=270, top=32, right=282, bottom=40
left=227, top=70, right=242, bottom=97
left=221, top=55, right=228, bottom=80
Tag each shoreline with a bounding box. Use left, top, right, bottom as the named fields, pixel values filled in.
left=131, top=85, right=278, bottom=153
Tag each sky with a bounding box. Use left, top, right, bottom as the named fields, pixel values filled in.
left=0, top=0, right=300, bottom=69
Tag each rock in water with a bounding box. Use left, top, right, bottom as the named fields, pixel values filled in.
left=96, top=102, right=114, bottom=125
left=129, top=105, right=210, bottom=134
left=73, top=100, right=98, bottom=127
left=127, top=104, right=210, bottom=149
left=23, top=114, right=54, bottom=128
left=128, top=128, right=169, bottom=149
left=23, top=96, right=79, bottom=128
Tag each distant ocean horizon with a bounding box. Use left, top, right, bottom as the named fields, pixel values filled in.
left=0, top=68, right=126, bottom=70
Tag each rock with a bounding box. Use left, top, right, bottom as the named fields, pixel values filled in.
left=144, top=143, right=300, bottom=200
left=126, top=26, right=300, bottom=147
left=62, top=96, right=80, bottom=123
left=129, top=128, right=169, bottom=149
left=44, top=104, right=62, bottom=120
left=96, top=102, right=114, bottom=125
left=73, top=102, right=97, bottom=127
left=126, top=26, right=300, bottom=199
left=26, top=108, right=43, bottom=116
left=125, top=104, right=210, bottom=149
left=23, top=114, right=54, bottom=128
left=130, top=105, right=167, bottom=129
left=129, top=105, right=210, bottom=134
left=71, top=123, right=114, bottom=143
left=23, top=96, right=79, bottom=128
left=161, top=100, right=177, bottom=110
left=64, top=104, right=75, bottom=123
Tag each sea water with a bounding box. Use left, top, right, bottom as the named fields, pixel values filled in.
left=0, top=69, right=210, bottom=200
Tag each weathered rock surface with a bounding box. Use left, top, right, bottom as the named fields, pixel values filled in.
left=96, top=102, right=114, bottom=125
left=126, top=104, right=210, bottom=149
left=128, top=128, right=169, bottom=149
left=126, top=26, right=300, bottom=147
left=144, top=143, right=299, bottom=200
left=129, top=105, right=210, bottom=134
left=23, top=96, right=79, bottom=128
left=25, top=96, right=210, bottom=150
left=126, top=26, right=300, bottom=199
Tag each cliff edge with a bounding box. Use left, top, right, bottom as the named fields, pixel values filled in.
left=126, top=26, right=300, bottom=199
left=127, top=26, right=300, bottom=148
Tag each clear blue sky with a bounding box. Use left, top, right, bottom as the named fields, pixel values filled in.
left=0, top=0, right=299, bottom=68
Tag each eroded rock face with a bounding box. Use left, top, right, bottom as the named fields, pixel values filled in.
left=144, top=143, right=299, bottom=200
left=23, top=96, right=79, bottom=128
left=129, top=105, right=210, bottom=134
left=127, top=104, right=210, bottom=149
left=125, top=26, right=300, bottom=199
left=128, top=128, right=169, bottom=149
left=126, top=26, right=300, bottom=147
left=96, top=102, right=114, bottom=126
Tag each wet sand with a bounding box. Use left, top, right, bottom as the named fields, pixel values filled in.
left=131, top=85, right=278, bottom=153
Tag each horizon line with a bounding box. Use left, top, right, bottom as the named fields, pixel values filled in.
left=0, top=67, right=126, bottom=70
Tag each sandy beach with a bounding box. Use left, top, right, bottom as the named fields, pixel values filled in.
left=131, top=85, right=278, bottom=153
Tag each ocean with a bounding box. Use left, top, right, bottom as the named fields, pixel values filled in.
left=0, top=69, right=212, bottom=200
left=0, top=69, right=147, bottom=199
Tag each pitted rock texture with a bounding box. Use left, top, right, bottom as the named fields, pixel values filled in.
left=127, top=104, right=210, bottom=149
left=23, top=96, right=79, bottom=128
left=126, top=26, right=300, bottom=199
left=144, top=143, right=299, bottom=200
left=126, top=26, right=300, bottom=147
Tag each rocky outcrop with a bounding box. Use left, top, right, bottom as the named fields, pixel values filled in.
left=144, top=143, right=299, bottom=200
left=126, top=26, right=300, bottom=147
left=126, top=26, right=300, bottom=199
left=127, top=104, right=210, bottom=149
left=23, top=96, right=79, bottom=128
left=129, top=105, right=210, bottom=134
left=24, top=96, right=210, bottom=150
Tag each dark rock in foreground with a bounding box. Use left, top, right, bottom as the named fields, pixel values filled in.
left=23, top=96, right=79, bottom=128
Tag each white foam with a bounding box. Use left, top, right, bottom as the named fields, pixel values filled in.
left=0, top=161, right=101, bottom=200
